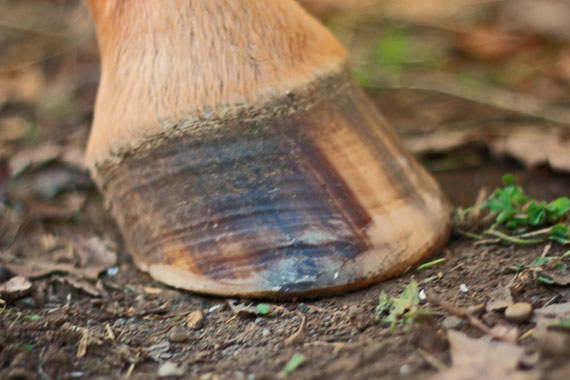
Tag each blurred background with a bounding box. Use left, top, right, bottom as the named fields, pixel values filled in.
left=1, top=0, right=569, bottom=209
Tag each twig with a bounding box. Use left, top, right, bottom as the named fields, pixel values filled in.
left=418, top=348, right=448, bottom=372
left=124, top=363, right=135, bottom=379
left=426, top=292, right=517, bottom=343
left=485, top=229, right=545, bottom=245
left=304, top=340, right=361, bottom=355
left=105, top=323, right=115, bottom=340
left=391, top=72, right=570, bottom=127
left=285, top=311, right=306, bottom=345
left=519, top=329, right=534, bottom=340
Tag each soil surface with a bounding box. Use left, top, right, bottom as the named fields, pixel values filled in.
left=1, top=1, right=570, bottom=379
left=2, top=157, right=570, bottom=380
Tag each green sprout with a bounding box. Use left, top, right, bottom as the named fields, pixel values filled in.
left=457, top=174, right=570, bottom=245
left=375, top=280, right=431, bottom=329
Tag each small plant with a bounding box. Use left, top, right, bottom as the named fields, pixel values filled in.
left=375, top=280, right=431, bottom=329
left=456, top=174, right=570, bottom=245
left=503, top=250, right=570, bottom=285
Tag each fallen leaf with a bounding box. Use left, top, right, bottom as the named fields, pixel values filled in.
left=455, top=26, right=535, bottom=62
left=430, top=330, right=540, bottom=380
left=535, top=320, right=570, bottom=357
left=0, top=116, right=31, bottom=142
left=486, top=285, right=514, bottom=312
left=491, top=129, right=570, bottom=173
left=3, top=261, right=77, bottom=280
left=227, top=300, right=274, bottom=318
left=0, top=67, right=45, bottom=106
left=9, top=143, right=63, bottom=177
left=503, top=0, right=570, bottom=42
left=72, top=236, right=117, bottom=279
left=2, top=235, right=117, bottom=280
left=532, top=302, right=570, bottom=324
left=0, top=276, right=32, bottom=300
left=53, top=276, right=105, bottom=297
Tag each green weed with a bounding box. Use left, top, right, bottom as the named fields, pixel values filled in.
left=375, top=280, right=431, bottom=329
left=456, top=174, right=570, bottom=245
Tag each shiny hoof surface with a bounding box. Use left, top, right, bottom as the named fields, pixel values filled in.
left=97, top=71, right=451, bottom=298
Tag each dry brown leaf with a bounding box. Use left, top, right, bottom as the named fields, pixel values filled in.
left=53, top=276, right=105, bottom=297
left=0, top=67, right=45, bottom=105
left=532, top=302, right=570, bottom=324
left=431, top=330, right=540, bottom=380
left=535, top=320, right=570, bottom=357
left=549, top=272, right=570, bottom=286
left=2, top=236, right=117, bottom=280
left=0, top=275, right=32, bottom=300
left=486, top=285, right=514, bottom=312
left=491, top=129, right=570, bottom=172
left=0, top=116, right=31, bottom=142
left=503, top=0, right=570, bottom=42
left=530, top=302, right=570, bottom=357
left=3, top=261, right=77, bottom=279
left=455, top=26, right=535, bottom=62
left=72, top=236, right=117, bottom=279
left=9, top=143, right=63, bottom=177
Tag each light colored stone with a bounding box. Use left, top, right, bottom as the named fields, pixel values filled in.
left=442, top=315, right=465, bottom=330
left=158, top=361, right=184, bottom=377
left=505, top=303, right=532, bottom=323
left=185, top=310, right=205, bottom=330
left=167, top=326, right=191, bottom=343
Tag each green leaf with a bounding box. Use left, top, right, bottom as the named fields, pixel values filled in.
left=256, top=303, right=272, bottom=315
left=497, top=209, right=517, bottom=224
left=528, top=202, right=546, bottom=226
left=503, top=262, right=527, bottom=274
left=529, top=257, right=554, bottom=267
left=26, top=314, right=41, bottom=321
left=547, top=197, right=570, bottom=217
left=375, top=280, right=430, bottom=329
left=283, top=353, right=306, bottom=374
left=502, top=173, right=516, bottom=185
left=416, top=258, right=446, bottom=271
left=537, top=274, right=555, bottom=285
left=549, top=224, right=569, bottom=244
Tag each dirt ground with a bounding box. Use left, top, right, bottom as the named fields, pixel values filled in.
left=1, top=1, right=570, bottom=379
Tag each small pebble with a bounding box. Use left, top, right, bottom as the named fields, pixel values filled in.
left=261, top=328, right=271, bottom=338
left=442, top=315, right=464, bottom=330
left=168, top=326, right=191, bottom=343
left=505, top=302, right=532, bottom=323
left=185, top=310, right=205, bottom=330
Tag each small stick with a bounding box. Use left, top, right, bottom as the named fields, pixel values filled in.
left=418, top=348, right=448, bottom=372
left=285, top=311, right=306, bottom=345
left=426, top=292, right=516, bottom=343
